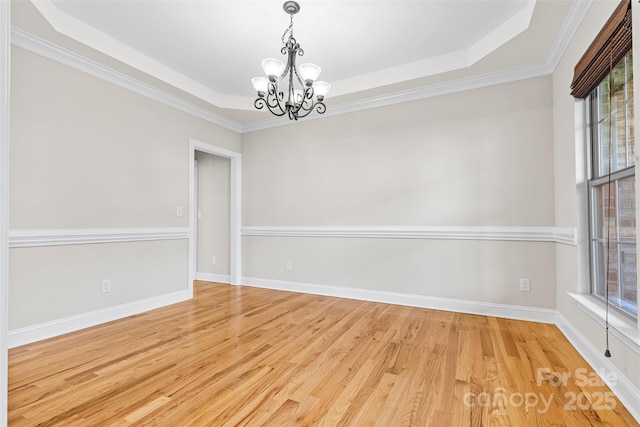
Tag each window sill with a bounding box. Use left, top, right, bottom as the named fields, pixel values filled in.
left=568, top=292, right=640, bottom=356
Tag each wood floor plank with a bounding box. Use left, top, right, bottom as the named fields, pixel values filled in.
left=8, top=281, right=640, bottom=426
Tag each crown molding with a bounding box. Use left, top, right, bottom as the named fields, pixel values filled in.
left=241, top=61, right=554, bottom=133
left=546, top=0, right=593, bottom=71
left=26, top=0, right=537, bottom=109
left=12, top=0, right=590, bottom=135
left=240, top=0, right=592, bottom=133
left=27, top=0, right=249, bottom=111
left=10, top=27, right=243, bottom=133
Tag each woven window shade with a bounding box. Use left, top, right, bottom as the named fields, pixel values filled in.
left=570, top=0, right=632, bottom=99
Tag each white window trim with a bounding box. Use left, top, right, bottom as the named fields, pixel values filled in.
left=574, top=84, right=640, bottom=358
left=568, top=292, right=640, bottom=356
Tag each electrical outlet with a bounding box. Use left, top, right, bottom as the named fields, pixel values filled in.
left=101, top=279, right=112, bottom=293
left=285, top=261, right=293, bottom=271
left=519, top=278, right=531, bottom=292
left=212, top=256, right=217, bottom=265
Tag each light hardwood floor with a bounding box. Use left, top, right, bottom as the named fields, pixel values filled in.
left=8, top=281, right=639, bottom=426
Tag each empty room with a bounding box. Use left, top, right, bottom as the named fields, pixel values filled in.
left=1, top=0, right=640, bottom=425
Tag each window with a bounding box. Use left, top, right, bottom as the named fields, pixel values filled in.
left=588, top=50, right=637, bottom=317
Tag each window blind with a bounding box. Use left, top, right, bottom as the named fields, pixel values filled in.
left=570, top=0, right=631, bottom=99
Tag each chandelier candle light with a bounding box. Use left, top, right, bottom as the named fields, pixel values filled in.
left=251, top=1, right=330, bottom=120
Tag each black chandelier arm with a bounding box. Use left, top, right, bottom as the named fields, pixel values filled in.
left=290, top=39, right=307, bottom=90
left=314, top=101, right=327, bottom=115
left=254, top=81, right=289, bottom=117
left=253, top=97, right=268, bottom=111
left=265, top=83, right=288, bottom=115
left=266, top=96, right=287, bottom=116
left=300, top=87, right=316, bottom=109
left=291, top=62, right=307, bottom=90
left=293, top=100, right=327, bottom=120
left=286, top=85, right=313, bottom=116
left=304, top=85, right=315, bottom=100
left=254, top=97, right=288, bottom=117
left=279, top=38, right=306, bottom=92
left=282, top=37, right=304, bottom=58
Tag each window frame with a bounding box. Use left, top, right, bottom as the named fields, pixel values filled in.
left=588, top=168, right=636, bottom=317
left=587, top=51, right=637, bottom=319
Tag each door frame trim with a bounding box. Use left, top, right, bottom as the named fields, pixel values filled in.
left=188, top=139, right=241, bottom=293
left=0, top=0, right=9, bottom=423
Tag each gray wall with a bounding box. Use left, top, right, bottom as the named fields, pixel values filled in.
left=553, top=0, right=640, bottom=392
left=6, top=0, right=640, bottom=408
left=195, top=151, right=230, bottom=277
left=9, top=46, right=240, bottom=330
left=241, top=76, right=557, bottom=308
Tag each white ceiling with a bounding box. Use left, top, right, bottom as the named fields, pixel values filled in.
left=13, top=0, right=588, bottom=131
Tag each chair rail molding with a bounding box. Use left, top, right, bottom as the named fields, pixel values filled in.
left=8, top=227, right=189, bottom=248
left=241, top=225, right=577, bottom=245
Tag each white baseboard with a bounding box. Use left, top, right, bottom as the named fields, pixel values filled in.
left=556, top=313, right=640, bottom=423
left=241, top=277, right=557, bottom=324
left=7, top=289, right=191, bottom=348
left=195, top=272, right=231, bottom=284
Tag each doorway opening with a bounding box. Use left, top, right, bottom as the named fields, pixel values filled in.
left=188, top=139, right=241, bottom=295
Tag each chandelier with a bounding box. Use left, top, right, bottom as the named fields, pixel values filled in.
left=251, top=1, right=330, bottom=121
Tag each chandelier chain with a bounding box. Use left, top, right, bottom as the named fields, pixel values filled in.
left=281, top=15, right=294, bottom=45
